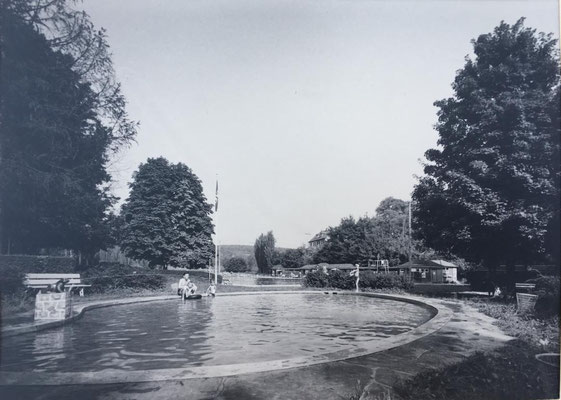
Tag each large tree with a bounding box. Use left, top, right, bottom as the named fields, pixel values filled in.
left=313, top=216, right=378, bottom=265
left=120, top=158, right=214, bottom=269
left=0, top=1, right=136, bottom=258
left=224, top=257, right=250, bottom=273
left=413, top=19, right=560, bottom=271
left=373, top=197, right=412, bottom=263
left=314, top=198, right=413, bottom=266
left=278, top=247, right=306, bottom=269
left=254, top=231, right=276, bottom=274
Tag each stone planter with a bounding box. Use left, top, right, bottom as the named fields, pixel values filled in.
left=34, top=292, right=72, bottom=321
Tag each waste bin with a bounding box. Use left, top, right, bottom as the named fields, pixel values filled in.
left=516, top=292, right=538, bottom=314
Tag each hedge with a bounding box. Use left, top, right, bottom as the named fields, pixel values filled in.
left=526, top=276, right=560, bottom=318
left=0, top=255, right=76, bottom=295
left=0, top=254, right=75, bottom=276
left=84, top=274, right=166, bottom=293
left=304, top=269, right=412, bottom=290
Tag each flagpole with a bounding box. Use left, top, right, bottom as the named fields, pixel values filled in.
left=215, top=244, right=218, bottom=285
left=214, top=177, right=219, bottom=285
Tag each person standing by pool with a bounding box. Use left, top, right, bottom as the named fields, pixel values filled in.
left=349, top=264, right=360, bottom=292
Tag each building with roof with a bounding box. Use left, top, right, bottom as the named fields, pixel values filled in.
left=295, top=263, right=381, bottom=275
left=308, top=230, right=329, bottom=248
left=389, top=259, right=458, bottom=283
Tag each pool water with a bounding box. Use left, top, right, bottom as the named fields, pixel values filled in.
left=0, top=293, right=432, bottom=373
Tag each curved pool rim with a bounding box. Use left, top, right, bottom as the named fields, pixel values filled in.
left=0, top=291, right=452, bottom=386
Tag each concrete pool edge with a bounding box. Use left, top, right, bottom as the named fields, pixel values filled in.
left=0, top=291, right=452, bottom=386
left=1, top=295, right=179, bottom=338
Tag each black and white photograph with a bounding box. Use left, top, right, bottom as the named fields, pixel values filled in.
left=0, top=0, right=560, bottom=399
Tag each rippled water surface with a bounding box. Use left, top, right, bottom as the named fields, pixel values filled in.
left=1, top=293, right=432, bottom=372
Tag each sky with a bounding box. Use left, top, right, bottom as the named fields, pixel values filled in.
left=82, top=0, right=560, bottom=248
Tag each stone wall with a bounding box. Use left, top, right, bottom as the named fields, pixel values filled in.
left=34, top=292, right=72, bottom=321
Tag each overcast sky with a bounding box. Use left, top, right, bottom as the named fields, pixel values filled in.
left=83, top=0, right=559, bottom=248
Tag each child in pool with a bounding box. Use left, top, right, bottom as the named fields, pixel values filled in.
left=206, top=282, right=216, bottom=297
left=184, top=281, right=197, bottom=298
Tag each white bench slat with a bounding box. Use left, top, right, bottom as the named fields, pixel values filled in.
left=27, top=285, right=92, bottom=289
left=25, top=273, right=81, bottom=279
left=516, top=283, right=536, bottom=288
left=25, top=278, right=83, bottom=284
left=26, top=283, right=91, bottom=286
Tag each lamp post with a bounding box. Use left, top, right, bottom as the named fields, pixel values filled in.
left=408, top=201, right=412, bottom=262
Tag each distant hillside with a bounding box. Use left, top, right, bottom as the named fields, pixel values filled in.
left=219, top=244, right=292, bottom=272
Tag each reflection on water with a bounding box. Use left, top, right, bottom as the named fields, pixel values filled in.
left=1, top=294, right=432, bottom=373
left=33, top=329, right=68, bottom=354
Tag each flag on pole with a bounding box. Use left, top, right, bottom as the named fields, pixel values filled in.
left=215, top=179, right=219, bottom=212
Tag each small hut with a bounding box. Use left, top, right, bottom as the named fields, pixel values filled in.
left=389, top=259, right=458, bottom=283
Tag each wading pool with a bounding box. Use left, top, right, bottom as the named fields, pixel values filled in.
left=0, top=293, right=433, bottom=374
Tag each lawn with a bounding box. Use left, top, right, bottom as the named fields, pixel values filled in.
left=394, top=339, right=559, bottom=400
left=394, top=298, right=560, bottom=400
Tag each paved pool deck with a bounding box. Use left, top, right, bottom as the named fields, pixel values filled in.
left=0, top=292, right=513, bottom=400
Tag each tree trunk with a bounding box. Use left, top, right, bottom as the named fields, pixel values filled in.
left=505, top=257, right=516, bottom=294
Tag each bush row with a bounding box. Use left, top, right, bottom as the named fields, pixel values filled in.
left=304, top=269, right=412, bottom=290
left=0, top=255, right=76, bottom=295
left=526, top=275, right=560, bottom=318
left=0, top=255, right=75, bottom=273
left=0, top=261, right=223, bottom=296
left=0, top=255, right=75, bottom=284
left=85, top=274, right=166, bottom=293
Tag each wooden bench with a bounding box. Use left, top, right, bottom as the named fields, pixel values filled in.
left=24, top=273, right=91, bottom=296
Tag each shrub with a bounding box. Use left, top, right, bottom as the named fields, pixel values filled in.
left=0, top=255, right=75, bottom=273
left=85, top=274, right=165, bottom=293
left=304, top=269, right=329, bottom=288
left=224, top=257, right=250, bottom=273
left=359, top=272, right=413, bottom=290
left=526, top=275, right=560, bottom=318
left=0, top=277, right=24, bottom=295
left=81, top=262, right=165, bottom=293
left=327, top=269, right=355, bottom=290
left=0, top=255, right=76, bottom=296
left=304, top=269, right=412, bottom=290
left=81, top=262, right=136, bottom=278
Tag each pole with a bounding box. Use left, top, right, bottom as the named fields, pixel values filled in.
left=214, top=244, right=218, bottom=285
left=213, top=176, right=219, bottom=285
left=408, top=201, right=412, bottom=261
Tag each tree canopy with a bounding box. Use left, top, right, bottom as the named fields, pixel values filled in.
left=254, top=231, right=276, bottom=274
left=277, top=247, right=306, bottom=269
left=224, top=257, right=250, bottom=273
left=413, top=19, right=560, bottom=269
left=0, top=3, right=136, bottom=258
left=120, top=158, right=214, bottom=269
left=313, top=197, right=412, bottom=266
